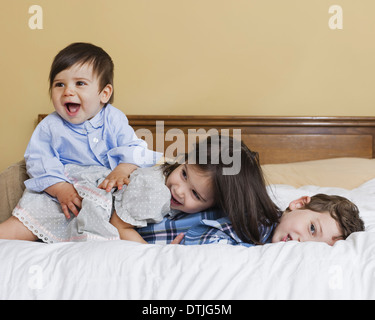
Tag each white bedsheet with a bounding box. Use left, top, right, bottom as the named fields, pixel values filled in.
left=1, top=179, right=375, bottom=300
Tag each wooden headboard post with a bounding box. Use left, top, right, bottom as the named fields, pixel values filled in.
left=38, top=114, right=375, bottom=164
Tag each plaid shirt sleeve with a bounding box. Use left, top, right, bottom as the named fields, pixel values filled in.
left=137, top=210, right=274, bottom=246
left=183, top=218, right=273, bottom=247
left=182, top=217, right=250, bottom=246
left=137, top=210, right=223, bottom=245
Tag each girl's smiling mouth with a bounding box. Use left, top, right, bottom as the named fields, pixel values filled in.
left=170, top=192, right=182, bottom=207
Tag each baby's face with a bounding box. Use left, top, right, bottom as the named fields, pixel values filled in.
left=166, top=164, right=215, bottom=213
left=51, top=62, right=112, bottom=124
left=272, top=208, right=342, bottom=246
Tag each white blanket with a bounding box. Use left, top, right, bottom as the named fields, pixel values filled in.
left=1, top=179, right=375, bottom=300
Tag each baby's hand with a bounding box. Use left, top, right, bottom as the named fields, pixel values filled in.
left=98, top=163, right=138, bottom=192
left=45, top=182, right=82, bottom=219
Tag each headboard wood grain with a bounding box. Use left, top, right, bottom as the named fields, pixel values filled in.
left=38, top=114, right=375, bottom=164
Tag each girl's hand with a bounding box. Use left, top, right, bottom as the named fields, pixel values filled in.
left=45, top=182, right=82, bottom=219
left=98, top=163, right=138, bottom=192
left=171, top=233, right=185, bottom=245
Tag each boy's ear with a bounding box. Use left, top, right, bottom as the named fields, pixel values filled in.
left=100, top=84, right=113, bottom=104
left=289, top=196, right=311, bottom=210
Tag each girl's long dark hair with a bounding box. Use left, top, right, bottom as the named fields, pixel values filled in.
left=162, top=134, right=280, bottom=244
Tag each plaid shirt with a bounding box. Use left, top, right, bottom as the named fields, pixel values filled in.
left=137, top=210, right=274, bottom=247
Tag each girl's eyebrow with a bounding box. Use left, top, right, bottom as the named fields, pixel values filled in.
left=184, top=164, right=207, bottom=202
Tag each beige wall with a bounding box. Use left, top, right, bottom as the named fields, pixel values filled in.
left=1, top=0, right=375, bottom=171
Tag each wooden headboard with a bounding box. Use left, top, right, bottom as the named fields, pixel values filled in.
left=38, top=114, right=375, bottom=165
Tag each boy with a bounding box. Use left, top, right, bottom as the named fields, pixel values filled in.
left=140, top=194, right=365, bottom=246
left=24, top=43, right=161, bottom=219
left=271, top=194, right=365, bottom=245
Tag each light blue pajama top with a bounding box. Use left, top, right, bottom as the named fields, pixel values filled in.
left=24, top=104, right=162, bottom=192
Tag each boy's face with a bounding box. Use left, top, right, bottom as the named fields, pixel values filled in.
left=272, top=206, right=342, bottom=246
left=51, top=63, right=112, bottom=124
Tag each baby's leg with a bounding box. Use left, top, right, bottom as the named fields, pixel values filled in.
left=0, top=217, right=38, bottom=241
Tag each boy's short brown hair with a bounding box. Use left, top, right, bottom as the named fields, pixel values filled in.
left=49, top=42, right=114, bottom=104
left=302, top=194, right=365, bottom=240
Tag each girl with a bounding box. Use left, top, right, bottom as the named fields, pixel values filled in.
left=3, top=135, right=280, bottom=244
left=112, top=134, right=280, bottom=244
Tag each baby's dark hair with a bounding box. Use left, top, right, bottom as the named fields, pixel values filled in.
left=301, top=194, right=365, bottom=240
left=49, top=42, right=114, bottom=103
left=162, top=134, right=280, bottom=244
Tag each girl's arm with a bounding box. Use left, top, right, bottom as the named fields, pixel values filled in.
left=171, top=233, right=185, bottom=244
left=110, top=211, right=147, bottom=244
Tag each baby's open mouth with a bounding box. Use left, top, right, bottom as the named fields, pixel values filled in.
left=65, top=103, right=81, bottom=115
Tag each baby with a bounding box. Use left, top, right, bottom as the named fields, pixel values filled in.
left=25, top=42, right=161, bottom=219
left=3, top=42, right=161, bottom=241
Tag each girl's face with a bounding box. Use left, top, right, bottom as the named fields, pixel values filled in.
left=51, top=62, right=112, bottom=124
left=166, top=164, right=215, bottom=213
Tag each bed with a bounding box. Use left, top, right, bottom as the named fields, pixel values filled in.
left=1, top=115, right=375, bottom=300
